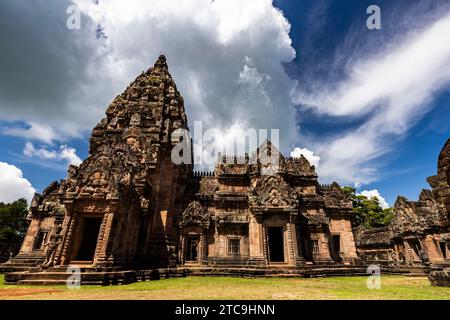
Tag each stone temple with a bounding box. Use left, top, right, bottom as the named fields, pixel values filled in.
left=2, top=56, right=448, bottom=285
left=355, top=139, right=450, bottom=285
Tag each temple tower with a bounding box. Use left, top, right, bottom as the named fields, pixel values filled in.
left=15, top=55, right=191, bottom=269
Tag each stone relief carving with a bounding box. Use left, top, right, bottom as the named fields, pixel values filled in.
left=180, top=201, right=210, bottom=228
left=284, top=155, right=316, bottom=175
left=42, top=225, right=63, bottom=268
left=391, top=190, right=447, bottom=236
left=249, top=175, right=294, bottom=208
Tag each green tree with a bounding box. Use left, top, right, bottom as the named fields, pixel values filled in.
left=342, top=187, right=394, bottom=228
left=0, top=198, right=29, bottom=262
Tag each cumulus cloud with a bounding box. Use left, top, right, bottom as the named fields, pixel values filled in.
left=23, top=143, right=82, bottom=166
left=0, top=0, right=106, bottom=142
left=2, top=123, right=60, bottom=144
left=358, top=189, right=389, bottom=209
left=294, top=8, right=450, bottom=186
left=290, top=147, right=320, bottom=167
left=0, top=0, right=298, bottom=161
left=59, top=145, right=83, bottom=166
left=0, top=162, right=35, bottom=205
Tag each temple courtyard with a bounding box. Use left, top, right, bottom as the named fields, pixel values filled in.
left=0, top=274, right=448, bottom=300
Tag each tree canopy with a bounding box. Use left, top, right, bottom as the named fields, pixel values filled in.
left=342, top=187, right=394, bottom=228
left=0, top=198, right=29, bottom=262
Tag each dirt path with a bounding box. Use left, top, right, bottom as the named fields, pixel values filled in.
left=0, top=288, right=63, bottom=298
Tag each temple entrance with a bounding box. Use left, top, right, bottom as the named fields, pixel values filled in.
left=332, top=234, right=342, bottom=261
left=186, top=237, right=199, bottom=262
left=268, top=227, right=284, bottom=262
left=75, top=217, right=102, bottom=261
left=407, top=239, right=421, bottom=261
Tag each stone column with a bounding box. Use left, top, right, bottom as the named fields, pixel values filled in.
left=94, top=211, right=115, bottom=267
left=199, top=233, right=207, bottom=264
left=288, top=213, right=305, bottom=266
left=249, top=213, right=267, bottom=266
left=179, top=234, right=185, bottom=265
left=261, top=218, right=269, bottom=266
left=249, top=215, right=265, bottom=264
left=60, top=211, right=78, bottom=265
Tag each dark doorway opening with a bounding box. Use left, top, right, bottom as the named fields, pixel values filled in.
left=439, top=242, right=447, bottom=258
left=268, top=227, right=284, bottom=262
left=332, top=235, right=342, bottom=261
left=409, top=240, right=421, bottom=260
left=186, top=237, right=199, bottom=261
left=333, top=235, right=341, bottom=253
left=75, top=217, right=102, bottom=261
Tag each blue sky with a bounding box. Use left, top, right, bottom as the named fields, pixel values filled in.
left=274, top=0, right=450, bottom=204
left=0, top=0, right=449, bottom=207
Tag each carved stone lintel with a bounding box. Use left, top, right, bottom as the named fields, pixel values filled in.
left=179, top=201, right=210, bottom=228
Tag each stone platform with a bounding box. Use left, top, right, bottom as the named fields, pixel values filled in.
left=4, top=267, right=189, bottom=286
left=428, top=268, right=450, bottom=287
left=2, top=264, right=407, bottom=286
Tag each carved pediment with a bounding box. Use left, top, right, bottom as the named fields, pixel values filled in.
left=321, top=182, right=353, bottom=209
left=391, top=190, right=448, bottom=236
left=284, top=156, right=316, bottom=175
left=199, top=177, right=220, bottom=195
left=180, top=201, right=210, bottom=228
left=249, top=175, right=294, bottom=209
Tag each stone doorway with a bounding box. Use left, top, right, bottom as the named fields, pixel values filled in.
left=74, top=217, right=102, bottom=261
left=268, top=227, right=284, bottom=262
left=332, top=234, right=342, bottom=261
left=186, top=236, right=199, bottom=262
left=407, top=239, right=421, bottom=261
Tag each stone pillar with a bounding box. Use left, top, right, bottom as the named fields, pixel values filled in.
left=404, top=240, right=416, bottom=262
left=288, top=213, right=305, bottom=266
left=179, top=234, right=185, bottom=265
left=94, top=210, right=115, bottom=267
left=261, top=218, right=269, bottom=265
left=249, top=215, right=265, bottom=265
left=199, top=233, right=207, bottom=264
left=60, top=211, right=78, bottom=265
left=423, top=235, right=443, bottom=264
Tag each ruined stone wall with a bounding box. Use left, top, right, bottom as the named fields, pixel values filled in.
left=355, top=139, right=450, bottom=268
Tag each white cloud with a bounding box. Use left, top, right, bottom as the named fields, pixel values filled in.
left=358, top=189, right=389, bottom=209
left=290, top=147, right=320, bottom=167
left=24, top=142, right=58, bottom=159
left=23, top=143, right=82, bottom=166
left=294, top=11, right=450, bottom=186
left=2, top=122, right=60, bottom=144
left=0, top=162, right=35, bottom=205
left=59, top=145, right=82, bottom=166
left=0, top=1, right=105, bottom=143
left=238, top=57, right=270, bottom=87
left=0, top=0, right=298, bottom=159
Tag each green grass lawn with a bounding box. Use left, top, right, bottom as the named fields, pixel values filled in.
left=0, top=273, right=449, bottom=300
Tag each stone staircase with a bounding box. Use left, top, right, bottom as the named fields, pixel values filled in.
left=183, top=264, right=375, bottom=278
left=4, top=267, right=189, bottom=286
left=1, top=263, right=411, bottom=286
left=0, top=254, right=45, bottom=273
left=401, top=265, right=430, bottom=277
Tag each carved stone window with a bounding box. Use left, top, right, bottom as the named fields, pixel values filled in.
left=311, top=240, right=319, bottom=254
left=228, top=238, right=241, bottom=255
left=33, top=231, right=48, bottom=250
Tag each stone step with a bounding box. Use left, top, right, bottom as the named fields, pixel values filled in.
left=17, top=279, right=68, bottom=286
left=5, top=268, right=188, bottom=285
left=0, top=266, right=33, bottom=273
